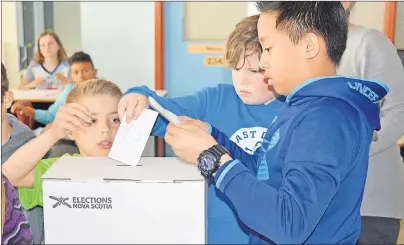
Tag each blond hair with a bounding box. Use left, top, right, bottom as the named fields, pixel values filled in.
left=225, top=15, right=261, bottom=69
left=66, top=79, right=122, bottom=103
left=33, top=30, right=68, bottom=64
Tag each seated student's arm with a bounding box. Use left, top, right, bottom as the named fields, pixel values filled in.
left=19, top=78, right=33, bottom=90
left=33, top=84, right=74, bottom=125
left=18, top=61, right=39, bottom=90
left=18, top=158, right=59, bottom=210
left=3, top=101, right=88, bottom=189
left=213, top=106, right=358, bottom=244
left=2, top=130, right=59, bottom=188
left=54, top=61, right=71, bottom=85
left=124, top=85, right=217, bottom=137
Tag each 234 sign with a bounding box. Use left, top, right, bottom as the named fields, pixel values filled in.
left=204, top=56, right=225, bottom=66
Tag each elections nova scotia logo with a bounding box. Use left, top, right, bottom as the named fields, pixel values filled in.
left=49, top=196, right=112, bottom=210
left=230, top=126, right=268, bottom=155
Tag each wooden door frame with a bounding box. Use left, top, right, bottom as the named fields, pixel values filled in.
left=155, top=2, right=165, bottom=157
left=384, top=2, right=397, bottom=44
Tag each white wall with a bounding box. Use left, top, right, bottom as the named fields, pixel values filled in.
left=395, top=2, right=404, bottom=49
left=53, top=2, right=81, bottom=56
left=1, top=2, right=20, bottom=89
left=350, top=2, right=386, bottom=33
left=80, top=2, right=155, bottom=92
left=247, top=2, right=259, bottom=16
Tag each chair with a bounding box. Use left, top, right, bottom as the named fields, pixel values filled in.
left=14, top=101, right=34, bottom=129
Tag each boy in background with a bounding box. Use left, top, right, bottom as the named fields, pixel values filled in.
left=12, top=51, right=97, bottom=130
left=12, top=51, right=98, bottom=157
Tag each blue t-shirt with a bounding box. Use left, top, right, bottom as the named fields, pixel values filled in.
left=125, top=84, right=283, bottom=244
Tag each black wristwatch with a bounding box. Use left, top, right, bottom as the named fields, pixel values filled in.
left=197, top=144, right=229, bottom=178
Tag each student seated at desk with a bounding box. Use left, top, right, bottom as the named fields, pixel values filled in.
left=2, top=79, right=122, bottom=210
left=18, top=31, right=70, bottom=90
left=12, top=51, right=97, bottom=130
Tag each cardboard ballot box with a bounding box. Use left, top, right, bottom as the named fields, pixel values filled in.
left=42, top=156, right=206, bottom=244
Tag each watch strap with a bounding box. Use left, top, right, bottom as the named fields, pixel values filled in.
left=210, top=144, right=228, bottom=159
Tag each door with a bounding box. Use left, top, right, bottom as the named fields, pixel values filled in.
left=17, top=1, right=51, bottom=70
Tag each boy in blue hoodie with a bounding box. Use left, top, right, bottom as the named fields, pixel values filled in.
left=163, top=2, right=389, bottom=244
left=119, top=15, right=283, bottom=244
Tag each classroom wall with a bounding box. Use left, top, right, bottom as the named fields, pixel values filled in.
left=395, top=2, right=404, bottom=49
left=80, top=2, right=155, bottom=92
left=1, top=2, right=20, bottom=89
left=350, top=2, right=386, bottom=33
left=79, top=2, right=156, bottom=156
left=53, top=2, right=81, bottom=56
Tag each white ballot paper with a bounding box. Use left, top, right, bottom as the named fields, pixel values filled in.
left=108, top=109, right=158, bottom=165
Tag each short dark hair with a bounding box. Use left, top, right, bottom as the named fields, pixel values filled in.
left=255, top=1, right=348, bottom=66
left=1, top=63, right=9, bottom=98
left=68, top=51, right=94, bottom=68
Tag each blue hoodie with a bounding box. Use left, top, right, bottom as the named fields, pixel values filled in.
left=125, top=84, right=283, bottom=244
left=209, top=76, right=388, bottom=244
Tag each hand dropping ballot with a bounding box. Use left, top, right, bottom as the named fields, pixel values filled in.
left=108, top=99, right=181, bottom=165
left=108, top=109, right=158, bottom=165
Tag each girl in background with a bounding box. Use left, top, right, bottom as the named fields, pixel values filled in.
left=18, top=30, right=69, bottom=90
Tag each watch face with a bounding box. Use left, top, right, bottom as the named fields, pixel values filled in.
left=199, top=152, right=216, bottom=172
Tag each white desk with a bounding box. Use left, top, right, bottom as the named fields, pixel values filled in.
left=11, top=89, right=60, bottom=103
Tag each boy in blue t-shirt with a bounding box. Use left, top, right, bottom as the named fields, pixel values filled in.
left=118, top=15, right=283, bottom=244
left=162, top=2, right=389, bottom=244
left=11, top=51, right=97, bottom=127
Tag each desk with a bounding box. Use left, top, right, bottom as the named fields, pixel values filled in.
left=11, top=89, right=60, bottom=103
left=398, top=135, right=404, bottom=148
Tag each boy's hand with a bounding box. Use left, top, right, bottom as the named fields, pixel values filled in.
left=178, top=116, right=209, bottom=132
left=118, top=93, right=148, bottom=123
left=55, top=73, right=70, bottom=84
left=11, top=102, right=34, bottom=117
left=50, top=103, right=93, bottom=140
left=165, top=121, right=217, bottom=164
